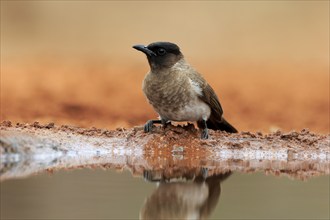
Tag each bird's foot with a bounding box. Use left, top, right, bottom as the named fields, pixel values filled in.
left=198, top=119, right=209, bottom=139
left=201, top=167, right=208, bottom=179
left=143, top=170, right=165, bottom=182
left=144, top=120, right=155, bottom=132
left=201, top=128, right=209, bottom=139
left=143, top=170, right=156, bottom=181
left=144, top=119, right=163, bottom=133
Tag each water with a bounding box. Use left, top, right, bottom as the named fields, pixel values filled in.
left=1, top=128, right=329, bottom=219
left=1, top=167, right=329, bottom=219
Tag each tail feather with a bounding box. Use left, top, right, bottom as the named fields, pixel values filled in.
left=206, top=117, right=238, bottom=133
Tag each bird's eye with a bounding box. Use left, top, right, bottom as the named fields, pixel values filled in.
left=157, top=48, right=166, bottom=55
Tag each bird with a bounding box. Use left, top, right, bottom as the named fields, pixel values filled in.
left=133, top=42, right=237, bottom=139
left=140, top=170, right=232, bottom=220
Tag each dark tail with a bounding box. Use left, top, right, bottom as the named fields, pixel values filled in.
left=206, top=117, right=238, bottom=133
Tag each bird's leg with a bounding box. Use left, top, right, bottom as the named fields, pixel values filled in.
left=198, top=119, right=209, bottom=139
left=201, top=167, right=209, bottom=179
left=144, top=119, right=171, bottom=132
left=143, top=170, right=166, bottom=182
left=144, top=119, right=161, bottom=132
left=194, top=167, right=209, bottom=183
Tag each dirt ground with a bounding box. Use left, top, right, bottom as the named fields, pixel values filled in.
left=1, top=121, right=329, bottom=181
left=1, top=58, right=329, bottom=133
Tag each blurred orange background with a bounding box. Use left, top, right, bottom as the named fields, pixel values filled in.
left=1, top=1, right=329, bottom=133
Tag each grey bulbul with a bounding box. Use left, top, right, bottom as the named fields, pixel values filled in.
left=133, top=42, right=237, bottom=139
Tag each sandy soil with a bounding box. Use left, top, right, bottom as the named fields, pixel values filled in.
left=1, top=59, right=329, bottom=133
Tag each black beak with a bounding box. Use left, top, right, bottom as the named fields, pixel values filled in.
left=133, top=45, right=157, bottom=57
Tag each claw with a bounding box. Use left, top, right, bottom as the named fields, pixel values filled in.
left=144, top=120, right=154, bottom=133
left=144, top=119, right=164, bottom=133
left=201, top=128, right=209, bottom=139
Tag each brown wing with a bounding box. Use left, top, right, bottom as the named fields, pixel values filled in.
left=187, top=69, right=237, bottom=132
left=200, top=84, right=238, bottom=132
left=186, top=68, right=223, bottom=121
left=200, top=84, right=223, bottom=121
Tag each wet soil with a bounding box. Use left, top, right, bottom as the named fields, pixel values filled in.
left=1, top=120, right=328, bottom=150
left=1, top=121, right=329, bottom=181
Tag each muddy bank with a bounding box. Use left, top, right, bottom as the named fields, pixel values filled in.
left=1, top=121, right=329, bottom=152
left=1, top=121, right=329, bottom=181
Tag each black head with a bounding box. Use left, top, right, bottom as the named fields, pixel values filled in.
left=133, top=42, right=183, bottom=70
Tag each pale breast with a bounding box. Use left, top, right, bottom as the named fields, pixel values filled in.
left=142, top=62, right=211, bottom=122
left=159, top=98, right=211, bottom=122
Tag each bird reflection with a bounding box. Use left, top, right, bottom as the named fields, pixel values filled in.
left=140, top=169, right=231, bottom=220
